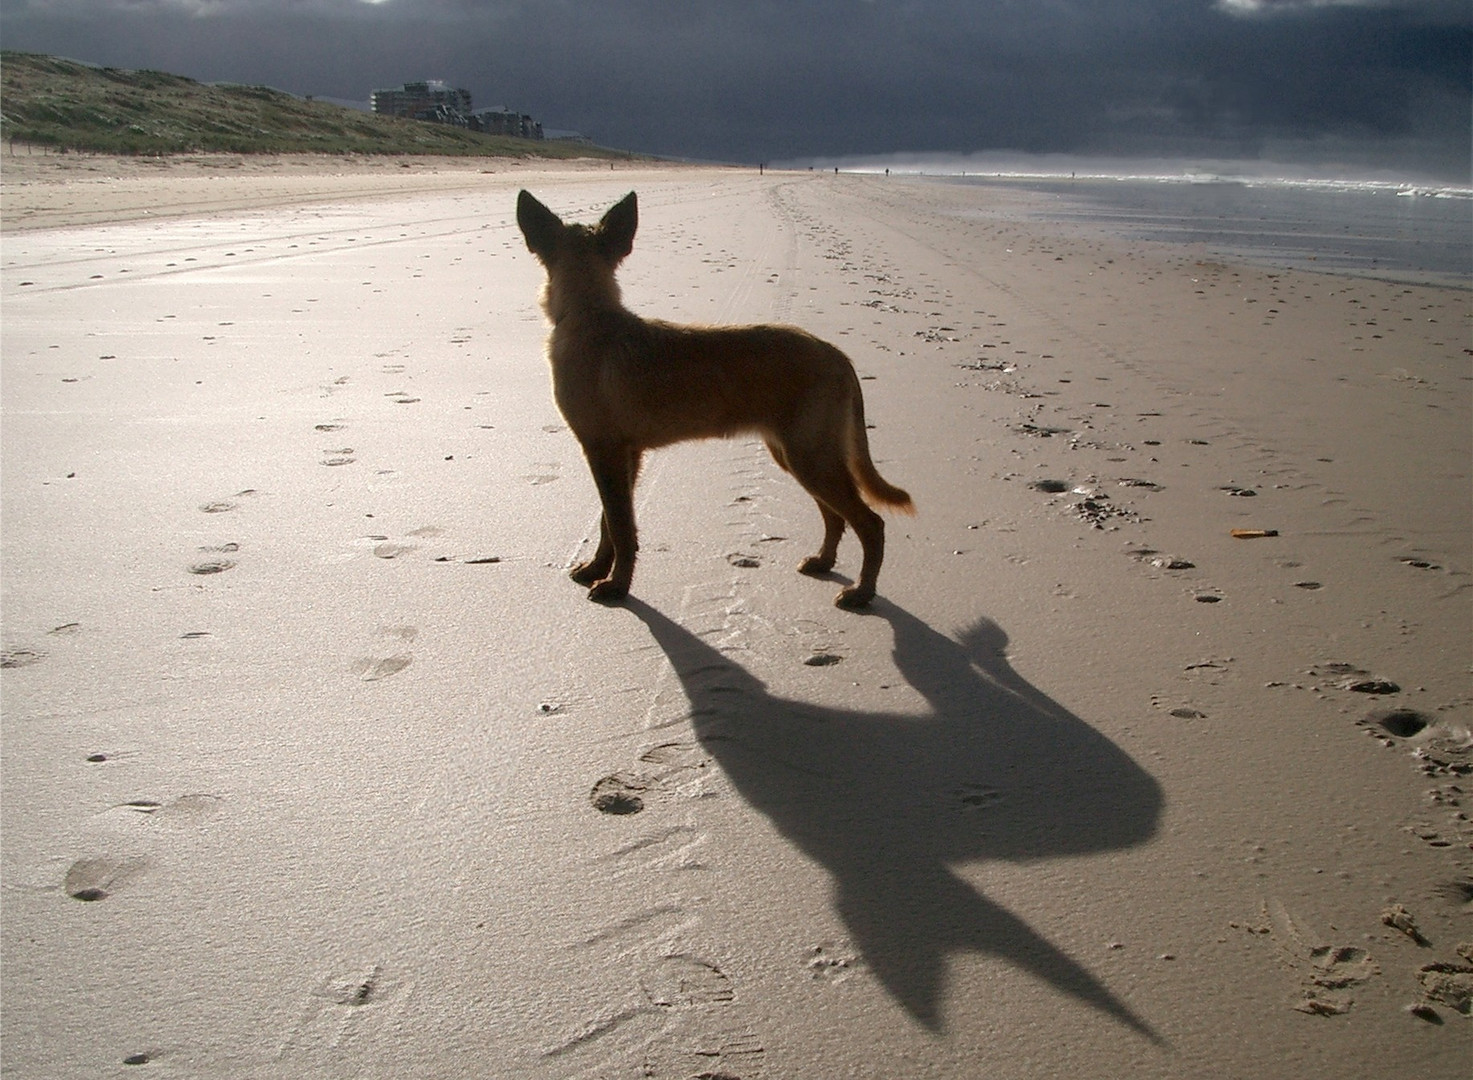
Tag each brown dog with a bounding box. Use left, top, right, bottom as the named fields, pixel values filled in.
left=516, top=189, right=913, bottom=608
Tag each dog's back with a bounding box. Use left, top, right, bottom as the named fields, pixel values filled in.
left=552, top=316, right=859, bottom=445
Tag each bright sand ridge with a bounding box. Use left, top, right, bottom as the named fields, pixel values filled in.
left=2, top=157, right=1470, bottom=1078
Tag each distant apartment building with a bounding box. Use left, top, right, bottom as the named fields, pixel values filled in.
left=370, top=80, right=544, bottom=140
left=471, top=108, right=543, bottom=140
left=371, top=80, right=473, bottom=120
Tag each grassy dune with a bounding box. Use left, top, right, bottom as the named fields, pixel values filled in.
left=0, top=52, right=627, bottom=159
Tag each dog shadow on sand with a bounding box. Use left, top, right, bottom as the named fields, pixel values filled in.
left=625, top=598, right=1164, bottom=1041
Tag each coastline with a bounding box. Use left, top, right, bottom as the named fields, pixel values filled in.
left=2, top=157, right=1469, bottom=1078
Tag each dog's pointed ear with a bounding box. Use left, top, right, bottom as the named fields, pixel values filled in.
left=517, top=190, right=563, bottom=259
left=597, top=191, right=638, bottom=263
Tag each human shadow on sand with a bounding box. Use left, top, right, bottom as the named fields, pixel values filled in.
left=626, top=598, right=1164, bottom=1041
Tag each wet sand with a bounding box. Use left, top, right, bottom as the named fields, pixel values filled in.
left=2, top=156, right=1469, bottom=1077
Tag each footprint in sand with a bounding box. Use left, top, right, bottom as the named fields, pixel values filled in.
left=189, top=542, right=239, bottom=575
left=1127, top=548, right=1195, bottom=570
left=98, top=794, right=224, bottom=825
left=636, top=742, right=716, bottom=799
left=189, top=559, right=235, bottom=575
left=522, top=462, right=562, bottom=486
left=1367, top=708, right=1430, bottom=739
left=278, top=962, right=414, bottom=1066
left=806, top=941, right=862, bottom=983
left=1417, top=963, right=1473, bottom=1017
left=64, top=856, right=146, bottom=902
left=84, top=749, right=139, bottom=764
left=1308, top=661, right=1399, bottom=695
left=312, top=964, right=387, bottom=1008
left=1246, top=899, right=1379, bottom=1015
left=1015, top=422, right=1071, bottom=438
left=372, top=542, right=416, bottom=560
left=591, top=742, right=718, bottom=821
left=1, top=647, right=45, bottom=669
left=590, top=773, right=647, bottom=815
left=638, top=741, right=709, bottom=774
left=351, top=626, right=416, bottom=681
left=642, top=1024, right=765, bottom=1079
left=199, top=489, right=258, bottom=515
left=355, top=655, right=411, bottom=681
left=955, top=783, right=1004, bottom=809
left=640, top=954, right=734, bottom=1009
left=1360, top=706, right=1470, bottom=778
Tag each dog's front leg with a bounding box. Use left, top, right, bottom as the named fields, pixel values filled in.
left=570, top=514, right=615, bottom=586
left=581, top=443, right=640, bottom=603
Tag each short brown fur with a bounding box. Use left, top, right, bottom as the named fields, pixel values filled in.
left=516, top=189, right=913, bottom=609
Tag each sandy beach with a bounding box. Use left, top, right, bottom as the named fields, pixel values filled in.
left=2, top=154, right=1469, bottom=1078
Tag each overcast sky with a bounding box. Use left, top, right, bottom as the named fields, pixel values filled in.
left=3, top=0, right=1469, bottom=179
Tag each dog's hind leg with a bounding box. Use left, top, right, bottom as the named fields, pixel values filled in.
left=580, top=443, right=642, bottom=603
left=830, top=498, right=884, bottom=609
left=797, top=502, right=845, bottom=577
left=768, top=437, right=846, bottom=579
left=784, top=450, right=885, bottom=608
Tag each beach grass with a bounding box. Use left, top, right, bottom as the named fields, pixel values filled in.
left=0, top=51, right=631, bottom=159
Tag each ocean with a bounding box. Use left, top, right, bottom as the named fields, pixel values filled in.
left=930, top=174, right=1472, bottom=288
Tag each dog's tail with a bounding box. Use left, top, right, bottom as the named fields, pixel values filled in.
left=848, top=392, right=915, bottom=513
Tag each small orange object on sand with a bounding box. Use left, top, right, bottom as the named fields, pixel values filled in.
left=1231, top=529, right=1279, bottom=539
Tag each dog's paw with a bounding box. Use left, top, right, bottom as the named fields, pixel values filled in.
left=586, top=579, right=629, bottom=605
left=834, top=585, right=874, bottom=610
left=570, top=560, right=609, bottom=585
left=798, top=555, right=836, bottom=577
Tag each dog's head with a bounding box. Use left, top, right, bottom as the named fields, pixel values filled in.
left=516, top=190, right=638, bottom=268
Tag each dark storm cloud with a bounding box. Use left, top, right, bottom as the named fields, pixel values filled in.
left=3, top=1, right=1468, bottom=178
